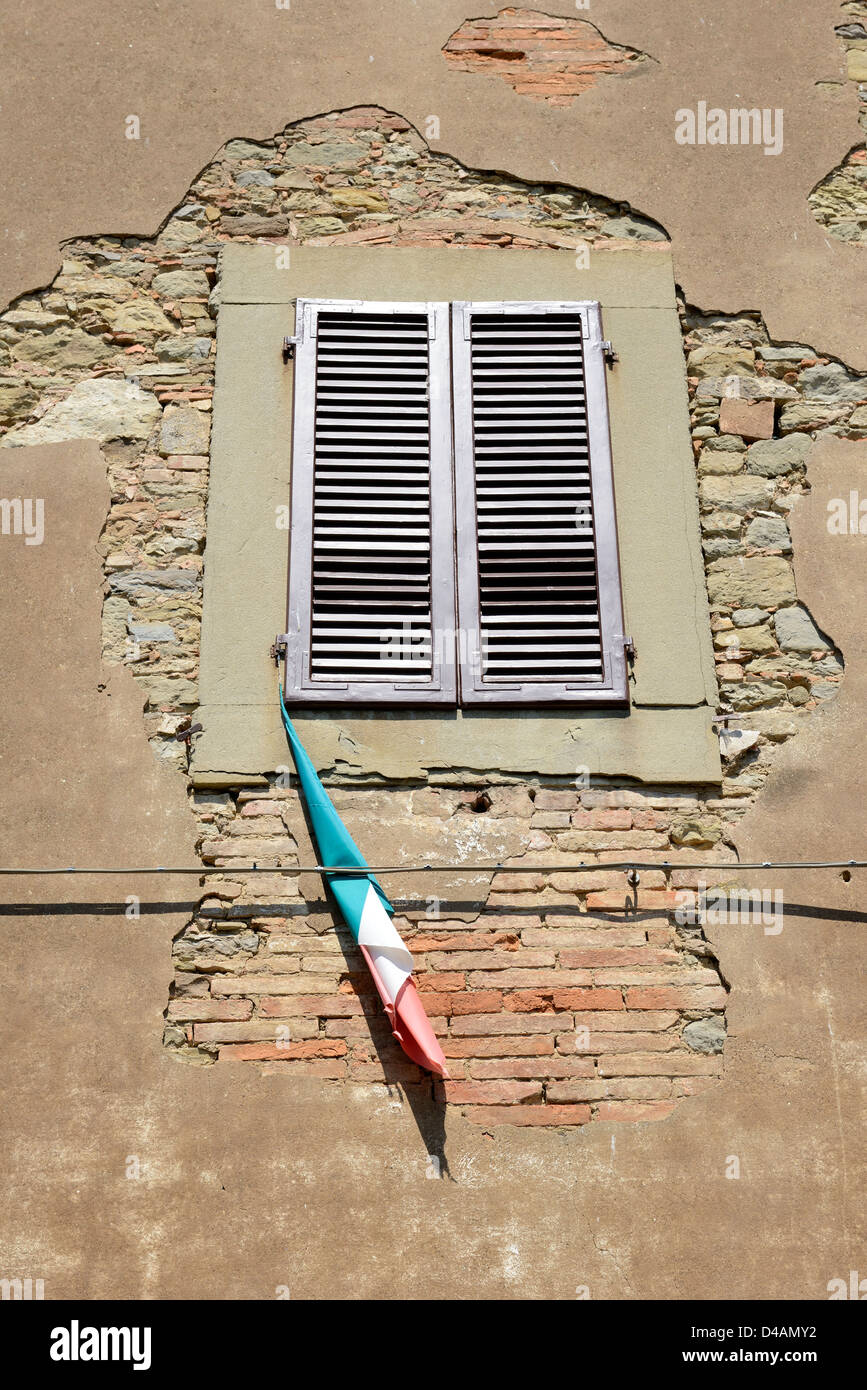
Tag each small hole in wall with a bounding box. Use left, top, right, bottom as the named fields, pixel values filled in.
left=469, top=791, right=492, bottom=813
left=477, top=48, right=527, bottom=61
left=841, top=869, right=852, bottom=882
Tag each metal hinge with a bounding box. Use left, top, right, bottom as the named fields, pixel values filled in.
left=281, top=336, right=300, bottom=363
left=623, top=636, right=636, bottom=661
left=602, top=340, right=619, bottom=366
left=271, top=633, right=289, bottom=664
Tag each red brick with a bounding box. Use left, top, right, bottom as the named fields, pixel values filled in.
left=523, top=925, right=647, bottom=947
left=570, top=1010, right=678, bottom=1032
left=166, top=998, right=252, bottom=1022
left=449, top=1011, right=562, bottom=1036
left=193, top=1020, right=318, bottom=1043
left=421, top=990, right=502, bottom=1016
left=593, top=966, right=723, bottom=986
left=563, top=1030, right=679, bottom=1054
left=429, top=949, right=553, bottom=971
left=259, top=994, right=366, bottom=1017
left=559, top=948, right=676, bottom=968
left=416, top=972, right=465, bottom=992
left=439, top=1080, right=542, bottom=1105
left=594, top=1101, right=677, bottom=1122
left=546, top=1080, right=607, bottom=1103
left=630, top=809, right=670, bottom=830
left=325, top=1017, right=394, bottom=1039
left=463, top=1104, right=591, bottom=1127
left=490, top=872, right=545, bottom=891
left=533, top=791, right=578, bottom=811
left=409, top=931, right=518, bottom=953
left=625, top=986, right=728, bottom=1010
left=468, top=1057, right=595, bottom=1080
left=597, top=1053, right=722, bottom=1077
left=470, top=968, right=592, bottom=989
left=218, top=1039, right=348, bottom=1061
left=569, top=808, right=633, bottom=829
left=551, top=987, right=624, bottom=1010
left=586, top=890, right=679, bottom=910
left=443, top=1035, right=555, bottom=1059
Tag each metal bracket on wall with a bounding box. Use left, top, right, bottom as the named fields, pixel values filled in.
left=270, top=633, right=289, bottom=665
left=281, top=336, right=300, bottom=363
left=601, top=340, right=618, bottom=366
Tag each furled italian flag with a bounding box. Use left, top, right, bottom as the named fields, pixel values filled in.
left=279, top=688, right=449, bottom=1078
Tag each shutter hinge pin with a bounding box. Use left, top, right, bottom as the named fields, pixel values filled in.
left=623, top=636, right=636, bottom=661
left=281, top=336, right=300, bottom=363
left=602, top=340, right=618, bottom=366
left=271, top=633, right=289, bottom=665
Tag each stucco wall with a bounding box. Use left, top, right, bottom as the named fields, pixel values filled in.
left=0, top=5, right=864, bottom=1300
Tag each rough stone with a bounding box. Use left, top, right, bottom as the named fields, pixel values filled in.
left=718, top=397, right=775, bottom=439
left=773, top=605, right=828, bottom=653
left=705, top=556, right=796, bottom=608
left=223, top=139, right=274, bottom=158
left=2, top=378, right=161, bottom=446
left=11, top=327, right=110, bottom=367
left=686, top=345, right=755, bottom=378
left=285, top=141, right=362, bottom=169
left=159, top=405, right=210, bottom=456
left=156, top=336, right=212, bottom=362
left=716, top=623, right=776, bottom=653
left=696, top=376, right=796, bottom=402
left=219, top=213, right=289, bottom=237
left=0, top=381, right=38, bottom=421
left=102, top=596, right=130, bottom=658
left=273, top=172, right=316, bottom=190
left=108, top=300, right=175, bottom=335
left=109, top=568, right=199, bottom=596
left=744, top=433, right=811, bottom=477
left=128, top=622, right=177, bottom=643
left=697, top=445, right=744, bottom=476
left=152, top=271, right=211, bottom=298
left=718, top=727, right=761, bottom=761
left=699, top=475, right=774, bottom=512
left=671, top=816, right=722, bottom=848
left=731, top=607, right=769, bottom=627
left=701, top=433, right=747, bottom=452
left=331, top=187, right=388, bottom=212
left=796, top=362, right=867, bottom=403
left=702, top=510, right=742, bottom=537
left=683, top=1017, right=726, bottom=1053
left=778, top=401, right=851, bottom=432
left=744, top=515, right=792, bottom=551
left=234, top=169, right=275, bottom=188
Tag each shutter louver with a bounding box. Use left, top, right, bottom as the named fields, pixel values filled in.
left=453, top=301, right=628, bottom=704
left=285, top=300, right=456, bottom=703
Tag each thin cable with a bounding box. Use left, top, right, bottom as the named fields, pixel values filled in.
left=0, top=860, right=862, bottom=876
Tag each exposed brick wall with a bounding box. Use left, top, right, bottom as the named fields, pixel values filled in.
left=443, top=8, right=654, bottom=107
left=172, top=781, right=731, bottom=1126
left=1, top=104, right=864, bottom=1128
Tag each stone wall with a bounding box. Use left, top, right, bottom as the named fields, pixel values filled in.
left=809, top=2, right=867, bottom=241
left=1, top=105, right=865, bottom=1129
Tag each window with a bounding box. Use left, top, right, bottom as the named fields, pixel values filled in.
left=283, top=297, right=627, bottom=705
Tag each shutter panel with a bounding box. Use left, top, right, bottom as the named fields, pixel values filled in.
left=284, top=299, right=457, bottom=703
left=452, top=300, right=628, bottom=704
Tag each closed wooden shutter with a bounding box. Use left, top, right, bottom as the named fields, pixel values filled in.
left=284, top=299, right=457, bottom=703
left=451, top=300, right=628, bottom=704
